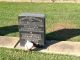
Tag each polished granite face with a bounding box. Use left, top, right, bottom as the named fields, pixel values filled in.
left=18, top=13, right=45, bottom=46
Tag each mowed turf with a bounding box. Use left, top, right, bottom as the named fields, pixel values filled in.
left=0, top=2, right=80, bottom=60
left=0, top=48, right=80, bottom=60
left=0, top=2, right=80, bottom=41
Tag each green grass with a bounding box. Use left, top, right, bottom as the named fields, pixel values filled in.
left=0, top=48, right=80, bottom=60
left=0, top=2, right=80, bottom=60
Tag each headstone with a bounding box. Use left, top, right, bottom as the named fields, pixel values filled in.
left=18, top=13, right=45, bottom=47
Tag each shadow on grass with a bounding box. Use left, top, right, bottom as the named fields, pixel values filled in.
left=44, top=29, right=80, bottom=48
left=0, top=25, right=19, bottom=36
left=46, top=29, right=80, bottom=41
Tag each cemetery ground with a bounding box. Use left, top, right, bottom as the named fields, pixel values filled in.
left=0, top=2, right=80, bottom=60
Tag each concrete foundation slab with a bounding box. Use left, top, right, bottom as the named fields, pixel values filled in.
left=0, top=36, right=19, bottom=48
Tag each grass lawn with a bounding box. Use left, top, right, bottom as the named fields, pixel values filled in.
left=0, top=48, right=80, bottom=60
left=0, top=2, right=80, bottom=60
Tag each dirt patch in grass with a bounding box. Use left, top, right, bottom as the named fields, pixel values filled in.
left=48, top=22, right=76, bottom=32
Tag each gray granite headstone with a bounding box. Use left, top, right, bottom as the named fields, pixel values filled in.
left=18, top=13, right=45, bottom=47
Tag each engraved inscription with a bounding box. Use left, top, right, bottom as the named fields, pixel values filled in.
left=19, top=16, right=44, bottom=32
left=19, top=26, right=44, bottom=32
left=20, top=33, right=42, bottom=44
